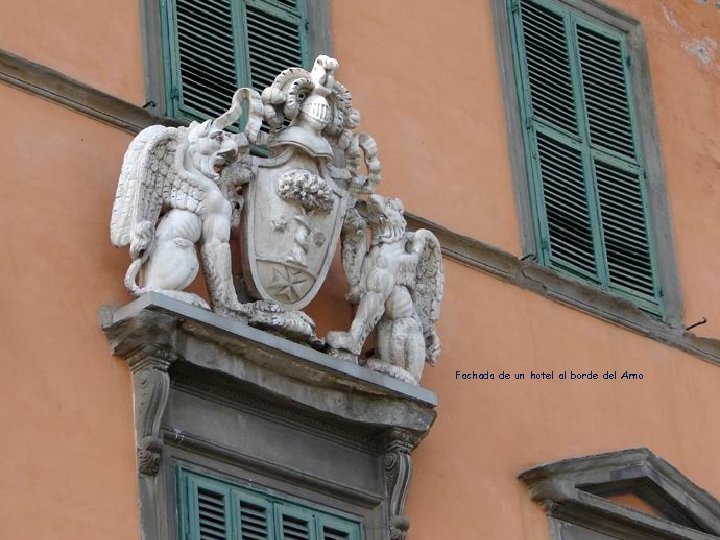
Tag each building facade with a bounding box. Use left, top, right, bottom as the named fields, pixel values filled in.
left=1, top=0, right=720, bottom=538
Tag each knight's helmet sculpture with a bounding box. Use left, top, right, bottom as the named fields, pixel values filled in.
left=110, top=55, right=444, bottom=386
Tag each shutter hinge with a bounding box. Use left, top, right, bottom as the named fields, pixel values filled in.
left=657, top=287, right=664, bottom=298
left=170, top=87, right=179, bottom=100
left=626, top=55, right=632, bottom=68
left=510, top=0, right=521, bottom=12
left=304, top=19, right=310, bottom=31
left=540, top=239, right=549, bottom=250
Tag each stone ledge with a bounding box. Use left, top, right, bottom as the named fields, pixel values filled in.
left=101, top=293, right=437, bottom=437
left=0, top=48, right=164, bottom=133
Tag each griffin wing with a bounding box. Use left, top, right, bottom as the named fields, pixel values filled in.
left=410, top=229, right=444, bottom=364
left=110, top=125, right=179, bottom=258
left=340, top=206, right=369, bottom=302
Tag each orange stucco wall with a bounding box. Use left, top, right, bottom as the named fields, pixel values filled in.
left=411, top=261, right=720, bottom=539
left=0, top=86, right=138, bottom=538
left=333, top=0, right=720, bottom=337
left=0, top=1, right=144, bottom=104
left=0, top=0, right=719, bottom=539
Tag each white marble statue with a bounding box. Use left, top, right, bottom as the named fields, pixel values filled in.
left=110, top=89, right=263, bottom=317
left=239, top=55, right=380, bottom=312
left=327, top=195, right=444, bottom=385
left=110, top=55, right=444, bottom=383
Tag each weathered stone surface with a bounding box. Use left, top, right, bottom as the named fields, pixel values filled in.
left=520, top=449, right=720, bottom=539
left=110, top=107, right=258, bottom=318
left=328, top=195, right=444, bottom=385
left=102, top=292, right=437, bottom=436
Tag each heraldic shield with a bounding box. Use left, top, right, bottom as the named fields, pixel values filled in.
left=242, top=149, right=348, bottom=310
left=110, top=54, right=445, bottom=385
left=235, top=55, right=381, bottom=313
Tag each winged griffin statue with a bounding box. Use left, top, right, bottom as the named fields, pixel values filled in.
left=110, top=89, right=262, bottom=318
left=110, top=54, right=444, bottom=385
left=327, top=195, right=444, bottom=385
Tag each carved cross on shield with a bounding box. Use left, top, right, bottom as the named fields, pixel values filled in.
left=241, top=148, right=348, bottom=310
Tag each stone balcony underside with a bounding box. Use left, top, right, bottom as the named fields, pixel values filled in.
left=101, top=292, right=437, bottom=437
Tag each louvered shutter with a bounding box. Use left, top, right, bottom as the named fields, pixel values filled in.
left=510, top=0, right=660, bottom=312
left=516, top=0, right=601, bottom=281
left=317, top=515, right=361, bottom=540
left=275, top=506, right=316, bottom=540
left=183, top=476, right=232, bottom=540
left=244, top=0, right=307, bottom=92
left=576, top=23, right=657, bottom=303
left=234, top=490, right=273, bottom=540
left=179, top=469, right=364, bottom=540
left=163, top=0, right=309, bottom=123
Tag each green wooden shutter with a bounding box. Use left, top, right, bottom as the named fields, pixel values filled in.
left=576, top=25, right=636, bottom=159
left=514, top=0, right=601, bottom=281
left=275, top=505, right=316, bottom=540
left=509, top=0, right=661, bottom=313
left=244, top=0, right=308, bottom=92
left=162, top=0, right=309, bottom=122
left=181, top=473, right=233, bottom=540
left=234, top=490, right=273, bottom=540
left=317, top=515, right=362, bottom=540
left=164, top=0, right=241, bottom=121
left=576, top=23, right=657, bottom=303
left=179, top=468, right=363, bottom=540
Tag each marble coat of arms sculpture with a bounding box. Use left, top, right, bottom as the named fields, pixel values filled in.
left=110, top=55, right=444, bottom=385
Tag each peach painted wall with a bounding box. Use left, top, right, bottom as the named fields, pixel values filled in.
left=0, top=0, right=718, bottom=539
left=330, top=1, right=720, bottom=538
left=0, top=86, right=139, bottom=538
left=0, top=0, right=144, bottom=104
left=332, top=0, right=521, bottom=254
left=332, top=0, right=720, bottom=336
left=409, top=261, right=720, bottom=539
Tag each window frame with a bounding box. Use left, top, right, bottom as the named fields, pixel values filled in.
left=140, top=0, right=332, bottom=120
left=153, top=382, right=389, bottom=540
left=177, top=466, right=364, bottom=540
left=519, top=448, right=720, bottom=540
left=492, top=0, right=682, bottom=326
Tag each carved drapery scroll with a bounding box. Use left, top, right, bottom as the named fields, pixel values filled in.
left=382, top=429, right=420, bottom=540
left=128, top=346, right=176, bottom=476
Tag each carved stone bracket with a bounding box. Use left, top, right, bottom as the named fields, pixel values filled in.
left=128, top=345, right=176, bottom=476
left=382, top=428, right=421, bottom=540
left=102, top=294, right=438, bottom=540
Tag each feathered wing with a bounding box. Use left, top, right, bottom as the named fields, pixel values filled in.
left=340, top=207, right=368, bottom=302
left=411, top=229, right=445, bottom=364
left=110, top=125, right=179, bottom=259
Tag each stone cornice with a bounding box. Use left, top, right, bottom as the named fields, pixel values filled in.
left=4, top=47, right=720, bottom=369
left=0, top=48, right=164, bottom=133
left=520, top=448, right=720, bottom=539
left=101, top=293, right=437, bottom=434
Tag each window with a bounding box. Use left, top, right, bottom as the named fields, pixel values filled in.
left=142, top=0, right=331, bottom=123
left=520, top=449, right=720, bottom=539
left=503, top=0, right=676, bottom=317
left=161, top=0, right=310, bottom=123
left=178, top=467, right=364, bottom=540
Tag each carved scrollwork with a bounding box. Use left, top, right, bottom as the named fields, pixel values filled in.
left=382, top=429, right=421, bottom=540
left=128, top=346, right=176, bottom=476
